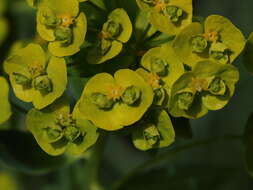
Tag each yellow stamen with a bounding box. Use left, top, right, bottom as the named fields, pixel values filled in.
left=28, top=62, right=44, bottom=77
left=203, top=31, right=219, bottom=43
left=154, top=0, right=167, bottom=12
left=58, top=14, right=75, bottom=27
left=147, top=73, right=161, bottom=89
left=190, top=77, right=208, bottom=92
left=106, top=85, right=124, bottom=101
left=98, top=31, right=111, bottom=40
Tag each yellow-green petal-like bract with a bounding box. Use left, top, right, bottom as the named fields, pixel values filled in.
left=205, top=15, right=245, bottom=64
left=137, top=0, right=193, bottom=35
left=4, top=43, right=67, bottom=109
left=0, top=77, right=12, bottom=124
left=27, top=98, right=99, bottom=156
left=173, top=15, right=245, bottom=68
left=132, top=110, right=175, bottom=151
left=141, top=43, right=185, bottom=87
left=78, top=69, right=154, bottom=131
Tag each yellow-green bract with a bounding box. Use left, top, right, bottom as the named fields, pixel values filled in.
left=136, top=0, right=192, bottom=35
left=86, top=8, right=132, bottom=64
left=169, top=60, right=239, bottom=119
left=173, top=15, right=245, bottom=68
left=26, top=98, right=99, bottom=156
left=37, top=0, right=87, bottom=57
left=132, top=110, right=175, bottom=151
left=78, top=69, right=154, bottom=131
left=4, top=43, right=67, bottom=109
left=0, top=0, right=8, bottom=45
left=0, top=77, right=12, bottom=124
left=137, top=44, right=185, bottom=107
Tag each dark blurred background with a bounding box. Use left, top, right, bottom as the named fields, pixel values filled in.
left=1, top=0, right=253, bottom=189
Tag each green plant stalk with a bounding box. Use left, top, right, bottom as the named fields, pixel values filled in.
left=111, top=134, right=242, bottom=190
left=83, top=135, right=106, bottom=190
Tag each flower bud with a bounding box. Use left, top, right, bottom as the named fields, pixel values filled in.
left=166, top=6, right=184, bottom=23
left=104, top=20, right=122, bottom=38
left=13, top=73, right=31, bottom=86
left=208, top=77, right=226, bottom=95
left=91, top=92, right=114, bottom=109
left=143, top=124, right=160, bottom=146
left=177, top=92, right=194, bottom=110
left=64, top=126, right=81, bottom=142
left=54, top=27, right=73, bottom=45
left=33, top=75, right=53, bottom=94
left=191, top=35, right=208, bottom=53
left=210, top=42, right=229, bottom=64
left=150, top=58, right=168, bottom=76
left=121, top=86, right=141, bottom=105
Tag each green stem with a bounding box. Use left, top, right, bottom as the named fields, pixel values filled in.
left=10, top=100, right=28, bottom=114
left=111, top=134, right=242, bottom=190
left=83, top=135, right=106, bottom=190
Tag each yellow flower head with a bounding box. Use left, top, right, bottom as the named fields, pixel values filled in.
left=190, top=77, right=208, bottom=92
left=106, top=84, right=124, bottom=101
left=147, top=73, right=161, bottom=89
left=58, top=13, right=75, bottom=27
left=203, top=31, right=219, bottom=43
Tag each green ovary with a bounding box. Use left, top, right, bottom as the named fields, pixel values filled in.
left=64, top=126, right=81, bottom=142
left=143, top=124, right=160, bottom=146
left=153, top=88, right=165, bottom=105
left=13, top=73, right=31, bottom=86
left=177, top=92, right=194, bottom=110
left=33, top=75, right=53, bottom=94
left=210, top=43, right=229, bottom=64
left=43, top=13, right=60, bottom=28
left=191, top=35, right=208, bottom=53
left=121, top=86, right=141, bottom=105
left=208, top=77, right=226, bottom=95
left=150, top=58, right=168, bottom=76
left=104, top=20, right=122, bottom=38
left=166, top=6, right=184, bottom=23
left=91, top=92, right=114, bottom=109
left=54, top=27, right=73, bottom=45
left=142, top=0, right=155, bottom=4
left=43, top=127, right=63, bottom=143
